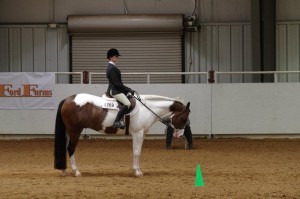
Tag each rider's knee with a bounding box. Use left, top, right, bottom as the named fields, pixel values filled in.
left=124, top=101, right=131, bottom=109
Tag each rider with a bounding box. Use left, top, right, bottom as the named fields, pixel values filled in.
left=164, top=118, right=193, bottom=150
left=106, top=48, right=135, bottom=129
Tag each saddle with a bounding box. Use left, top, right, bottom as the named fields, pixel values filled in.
left=102, top=93, right=136, bottom=135
left=102, top=92, right=136, bottom=113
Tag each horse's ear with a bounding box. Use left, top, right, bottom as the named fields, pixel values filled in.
left=186, top=102, right=190, bottom=111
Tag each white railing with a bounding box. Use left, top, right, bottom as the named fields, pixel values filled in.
left=55, top=72, right=83, bottom=84
left=53, top=71, right=300, bottom=84
left=89, top=72, right=209, bottom=84
left=214, top=71, right=300, bottom=83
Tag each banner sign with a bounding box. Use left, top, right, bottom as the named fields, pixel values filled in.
left=0, top=73, right=55, bottom=109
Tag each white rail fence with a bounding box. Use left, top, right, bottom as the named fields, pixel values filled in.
left=54, top=71, right=300, bottom=84
left=88, top=72, right=209, bottom=84
left=214, top=71, right=300, bottom=83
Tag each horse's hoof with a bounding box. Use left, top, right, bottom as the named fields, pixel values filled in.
left=135, top=173, right=143, bottom=177
left=134, top=170, right=143, bottom=177
left=74, top=170, right=82, bottom=177
left=61, top=170, right=67, bottom=177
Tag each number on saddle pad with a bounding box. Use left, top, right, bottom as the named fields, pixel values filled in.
left=101, top=94, right=119, bottom=110
left=102, top=101, right=118, bottom=109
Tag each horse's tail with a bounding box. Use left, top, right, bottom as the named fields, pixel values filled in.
left=54, top=99, right=67, bottom=170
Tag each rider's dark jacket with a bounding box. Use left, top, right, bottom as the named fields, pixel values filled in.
left=106, top=61, right=132, bottom=95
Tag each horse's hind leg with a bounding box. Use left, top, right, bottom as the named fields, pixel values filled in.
left=67, top=129, right=82, bottom=177
left=132, top=130, right=145, bottom=177
left=60, top=132, right=69, bottom=177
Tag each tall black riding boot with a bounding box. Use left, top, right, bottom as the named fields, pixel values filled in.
left=184, top=125, right=193, bottom=150
left=166, top=125, right=173, bottom=149
left=113, top=106, right=129, bottom=129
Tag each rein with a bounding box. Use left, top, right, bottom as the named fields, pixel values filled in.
left=130, top=92, right=169, bottom=126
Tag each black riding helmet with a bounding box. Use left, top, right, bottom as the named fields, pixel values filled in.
left=107, top=48, right=121, bottom=59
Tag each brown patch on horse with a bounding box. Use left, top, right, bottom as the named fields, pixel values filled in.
left=104, top=127, right=118, bottom=134
left=61, top=94, right=136, bottom=136
left=172, top=110, right=190, bottom=129
left=61, top=95, right=108, bottom=132
left=169, top=101, right=185, bottom=112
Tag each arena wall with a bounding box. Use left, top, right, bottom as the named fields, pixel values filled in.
left=1, top=83, right=300, bottom=137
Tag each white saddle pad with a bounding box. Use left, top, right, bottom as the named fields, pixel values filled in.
left=101, top=94, right=119, bottom=110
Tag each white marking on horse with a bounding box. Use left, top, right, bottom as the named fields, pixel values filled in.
left=74, top=93, right=103, bottom=107
left=102, top=110, right=118, bottom=127
left=74, top=93, right=118, bottom=110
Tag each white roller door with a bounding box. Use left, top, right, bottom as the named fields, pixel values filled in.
left=68, top=15, right=183, bottom=83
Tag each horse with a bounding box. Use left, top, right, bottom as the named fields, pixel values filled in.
left=54, top=93, right=191, bottom=177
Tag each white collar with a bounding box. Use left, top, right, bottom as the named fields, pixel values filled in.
left=109, top=61, right=116, bottom=66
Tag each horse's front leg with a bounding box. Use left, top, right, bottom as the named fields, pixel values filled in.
left=132, top=130, right=145, bottom=177
left=70, top=155, right=81, bottom=177
left=59, top=154, right=81, bottom=177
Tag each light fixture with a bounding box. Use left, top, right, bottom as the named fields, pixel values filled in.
left=184, top=16, right=199, bottom=32
left=48, top=23, right=58, bottom=29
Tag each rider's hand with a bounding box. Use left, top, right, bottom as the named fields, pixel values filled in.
left=129, top=90, right=135, bottom=95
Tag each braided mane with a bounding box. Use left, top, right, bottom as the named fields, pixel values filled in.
left=140, top=95, right=183, bottom=103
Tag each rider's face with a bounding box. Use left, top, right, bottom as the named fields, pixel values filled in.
left=110, top=56, right=119, bottom=63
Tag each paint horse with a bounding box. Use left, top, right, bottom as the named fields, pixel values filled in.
left=54, top=93, right=190, bottom=177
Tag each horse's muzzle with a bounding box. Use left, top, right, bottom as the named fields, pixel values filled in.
left=173, top=129, right=184, bottom=138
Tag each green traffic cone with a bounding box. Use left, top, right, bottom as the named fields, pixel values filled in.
left=195, top=164, right=204, bottom=187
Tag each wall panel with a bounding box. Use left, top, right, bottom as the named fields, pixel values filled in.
left=33, top=28, right=46, bottom=72
left=231, top=25, right=243, bottom=82
left=287, top=24, right=300, bottom=81
left=199, top=27, right=208, bottom=83
left=185, top=23, right=251, bottom=83
left=218, top=26, right=231, bottom=83
left=243, top=25, right=252, bottom=82
left=46, top=29, right=58, bottom=72
left=276, top=22, right=300, bottom=82
left=57, top=28, right=70, bottom=83
left=21, top=28, right=34, bottom=72
left=198, top=0, right=251, bottom=22
left=211, top=26, right=219, bottom=72
left=212, top=83, right=300, bottom=134
left=277, top=0, right=300, bottom=21
left=0, top=25, right=69, bottom=83
left=9, top=28, right=22, bottom=72
left=0, top=28, right=9, bottom=71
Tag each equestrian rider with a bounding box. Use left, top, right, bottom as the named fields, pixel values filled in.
left=164, top=118, right=193, bottom=150
left=106, top=48, right=135, bottom=129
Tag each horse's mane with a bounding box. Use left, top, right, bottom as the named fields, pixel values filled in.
left=140, top=95, right=183, bottom=103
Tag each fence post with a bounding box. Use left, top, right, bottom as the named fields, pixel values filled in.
left=274, top=73, right=278, bottom=83
left=83, top=71, right=89, bottom=84
left=208, top=70, right=215, bottom=83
